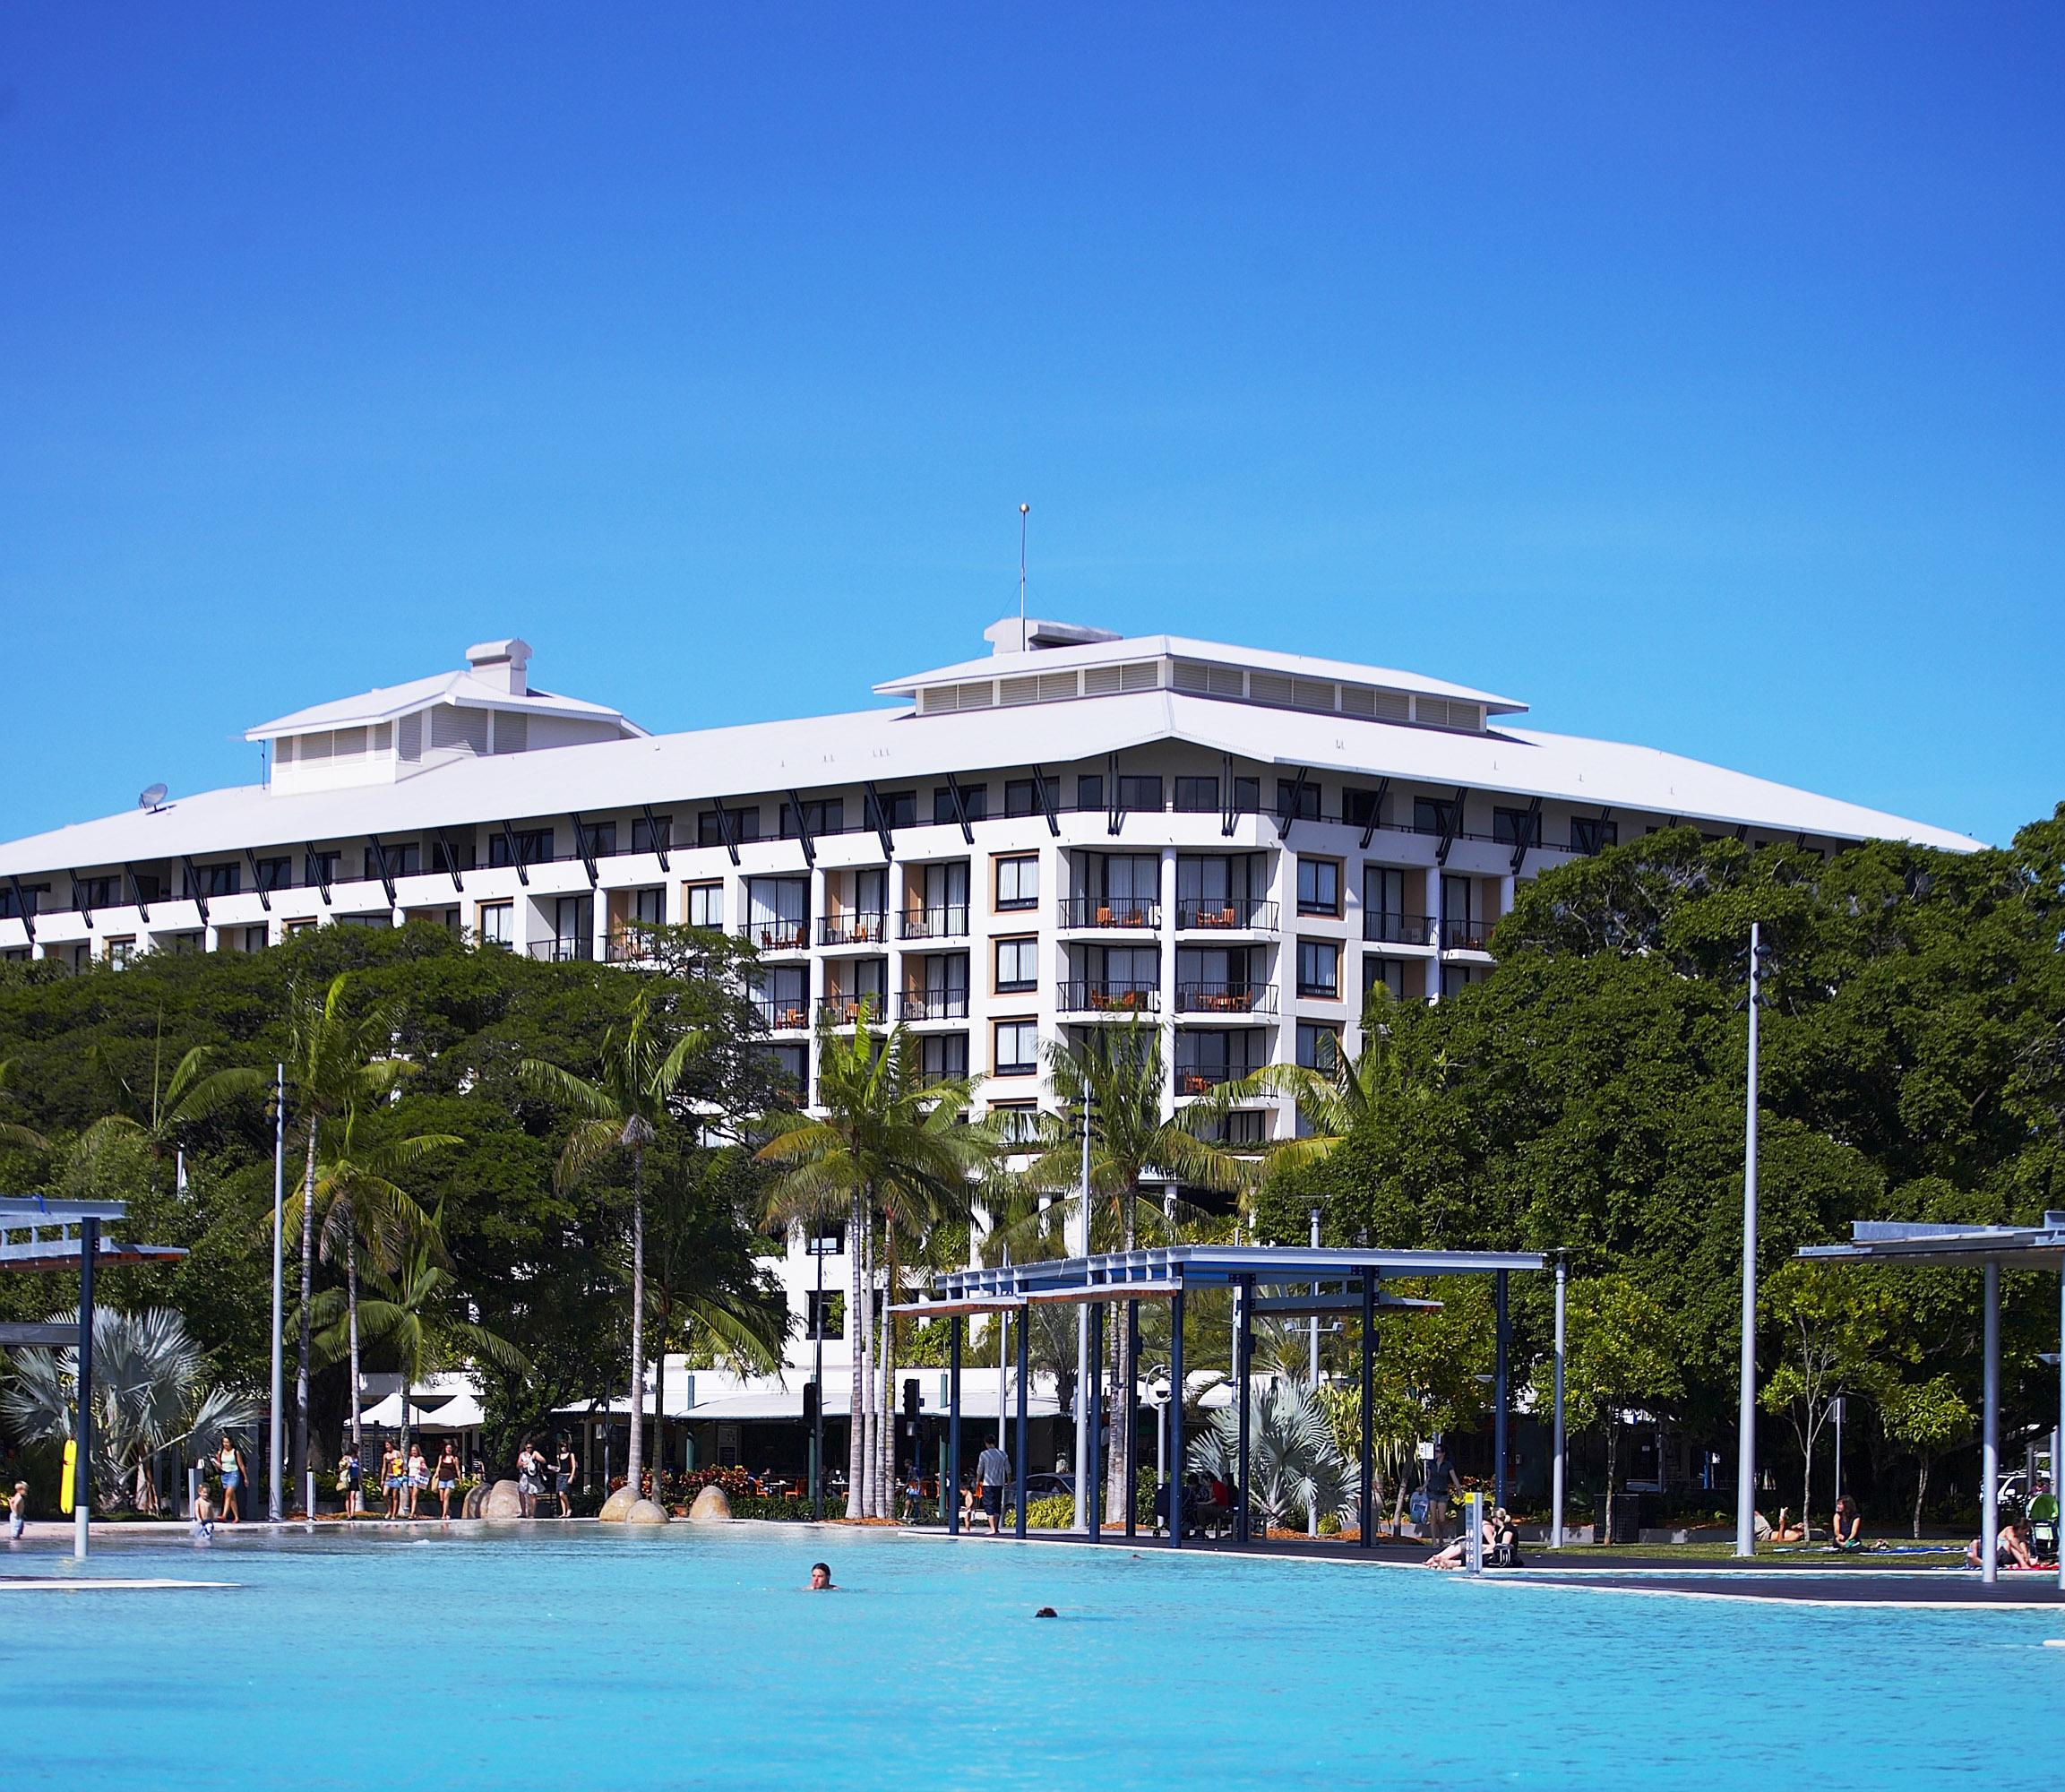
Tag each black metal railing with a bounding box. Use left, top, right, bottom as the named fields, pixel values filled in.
left=753, top=996, right=813, bottom=1031
left=604, top=930, right=659, bottom=963
left=1364, top=911, right=1434, bottom=946
left=1056, top=981, right=1161, bottom=1015
left=899, top=904, right=970, bottom=940
left=1174, top=1064, right=1248, bottom=1095
left=1174, top=982, right=1277, bottom=1016
left=742, top=918, right=811, bottom=952
left=898, top=990, right=969, bottom=1021
left=1442, top=919, right=1492, bottom=952
left=1174, top=898, right=1278, bottom=932
left=528, top=936, right=594, bottom=963
left=816, top=995, right=888, bottom=1027
left=818, top=912, right=889, bottom=947
left=1057, top=896, right=1160, bottom=930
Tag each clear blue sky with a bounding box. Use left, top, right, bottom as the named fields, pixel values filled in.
left=2, top=5, right=2058, bottom=847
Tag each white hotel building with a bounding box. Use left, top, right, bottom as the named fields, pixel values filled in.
left=0, top=619, right=1970, bottom=1448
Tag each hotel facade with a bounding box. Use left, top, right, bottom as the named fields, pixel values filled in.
left=0, top=617, right=1970, bottom=1452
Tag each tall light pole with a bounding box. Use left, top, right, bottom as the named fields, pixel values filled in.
left=1552, top=1251, right=1568, bottom=1549
left=1073, top=1088, right=1091, bottom=1533
left=268, top=1060, right=285, bottom=1523
left=1308, top=1206, right=1321, bottom=1539
left=1018, top=504, right=1031, bottom=651
left=1734, top=922, right=1762, bottom=1557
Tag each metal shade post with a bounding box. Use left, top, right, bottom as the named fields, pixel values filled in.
left=1235, top=1276, right=1252, bottom=1545
left=1086, top=1299, right=1105, bottom=1539
left=946, top=1317, right=962, bottom=1538
left=1552, top=1254, right=1568, bottom=1549
left=1734, top=920, right=1762, bottom=1557
left=268, top=1062, right=285, bottom=1523
left=1359, top=1276, right=1376, bottom=1550
left=1493, top=1269, right=1510, bottom=1512
left=1982, top=1259, right=2000, bottom=1585
left=1013, top=1308, right=1029, bottom=1540
left=1123, top=1298, right=1140, bottom=1540
left=1167, top=1285, right=1185, bottom=1550
left=73, top=1217, right=98, bottom=1559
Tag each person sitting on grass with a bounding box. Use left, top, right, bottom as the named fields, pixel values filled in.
left=1756, top=1506, right=1805, bottom=1544
left=1967, top=1512, right=2038, bottom=1571
left=1829, top=1494, right=1863, bottom=1552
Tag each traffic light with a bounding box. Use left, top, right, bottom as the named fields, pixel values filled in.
left=902, top=1377, right=920, bottom=1423
left=802, top=1379, right=820, bottom=1425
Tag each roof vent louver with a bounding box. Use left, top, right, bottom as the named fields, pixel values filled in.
left=1373, top=690, right=1412, bottom=723
left=953, top=681, right=994, bottom=711
left=493, top=712, right=528, bottom=754
left=1082, top=665, right=1124, bottom=696
left=1248, top=671, right=1294, bottom=707
left=1037, top=670, right=1079, bottom=702
left=1121, top=661, right=1158, bottom=693
left=1206, top=665, right=1245, bottom=698
left=1338, top=685, right=1376, bottom=718
left=1173, top=660, right=1209, bottom=694
left=397, top=712, right=422, bottom=762
left=999, top=675, right=1040, bottom=706
left=1293, top=678, right=1335, bottom=711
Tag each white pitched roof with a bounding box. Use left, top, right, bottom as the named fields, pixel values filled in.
left=245, top=668, right=641, bottom=740
left=0, top=687, right=1974, bottom=874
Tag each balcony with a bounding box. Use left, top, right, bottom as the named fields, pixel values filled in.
left=898, top=904, right=970, bottom=941
left=816, top=995, right=888, bottom=1028
left=899, top=990, right=969, bottom=1021
left=528, top=936, right=595, bottom=963
left=1057, top=896, right=1160, bottom=931
left=742, top=918, right=811, bottom=953
left=1364, top=912, right=1434, bottom=947
left=1174, top=898, right=1278, bottom=933
left=1174, top=982, right=1277, bottom=1017
left=753, top=997, right=813, bottom=1031
left=1174, top=1064, right=1249, bottom=1096
left=604, top=931, right=658, bottom=964
left=818, top=911, right=889, bottom=947
left=1442, top=919, right=1493, bottom=952
left=1056, top=981, right=1160, bottom=1016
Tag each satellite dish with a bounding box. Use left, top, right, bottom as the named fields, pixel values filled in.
left=138, top=782, right=169, bottom=813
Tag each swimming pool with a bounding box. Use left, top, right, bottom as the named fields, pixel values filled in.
left=3, top=1525, right=2054, bottom=1788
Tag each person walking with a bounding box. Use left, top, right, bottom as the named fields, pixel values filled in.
left=433, top=1442, right=460, bottom=1521
left=1421, top=1443, right=1459, bottom=1546
left=215, top=1434, right=248, bottom=1524
left=975, top=1439, right=1011, bottom=1537
left=405, top=1443, right=430, bottom=1519
left=555, top=1438, right=577, bottom=1518
left=337, top=1443, right=364, bottom=1517
left=8, top=1479, right=27, bottom=1541
left=516, top=1441, right=539, bottom=1518
left=382, top=1442, right=407, bottom=1519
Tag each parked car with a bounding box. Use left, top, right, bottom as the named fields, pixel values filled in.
left=1023, top=1472, right=1075, bottom=1499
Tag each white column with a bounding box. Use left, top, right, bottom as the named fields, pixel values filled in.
left=1982, top=1258, right=2000, bottom=1585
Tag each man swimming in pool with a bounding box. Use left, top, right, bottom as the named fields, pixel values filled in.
left=807, top=1562, right=835, bottom=1590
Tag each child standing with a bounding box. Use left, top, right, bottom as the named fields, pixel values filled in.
left=7, top=1480, right=27, bottom=1540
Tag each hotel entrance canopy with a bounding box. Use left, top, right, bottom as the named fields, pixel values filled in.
left=1798, top=1215, right=2065, bottom=1589
left=899, top=1243, right=1546, bottom=1549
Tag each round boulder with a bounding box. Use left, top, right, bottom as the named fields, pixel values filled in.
left=686, top=1485, right=732, bottom=1524
left=598, top=1486, right=639, bottom=1522
left=625, top=1498, right=670, bottom=1526
left=481, top=1479, right=523, bottom=1521
left=460, top=1484, right=487, bottom=1520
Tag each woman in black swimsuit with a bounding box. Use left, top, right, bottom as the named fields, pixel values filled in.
left=434, top=1443, right=461, bottom=1521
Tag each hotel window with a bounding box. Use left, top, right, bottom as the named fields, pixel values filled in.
left=580, top=820, right=618, bottom=858
left=243, top=926, right=271, bottom=953
left=920, top=1031, right=969, bottom=1081
left=1174, top=776, right=1219, bottom=814
left=382, top=842, right=421, bottom=877
left=487, top=829, right=553, bottom=868
left=431, top=837, right=474, bottom=876
left=303, top=850, right=340, bottom=888
left=286, top=918, right=317, bottom=936
left=1364, top=955, right=1408, bottom=1003
left=684, top=882, right=725, bottom=929
left=1296, top=857, right=1341, bottom=917
left=1441, top=963, right=1488, bottom=1000
left=805, top=1290, right=846, bottom=1341
left=1570, top=815, right=1619, bottom=856
left=934, top=785, right=988, bottom=824
left=1296, top=1022, right=1341, bottom=1070
left=1075, top=774, right=1103, bottom=812
left=628, top=887, right=665, bottom=927
left=745, top=878, right=809, bottom=949
left=630, top=814, right=673, bottom=855
left=989, top=1101, right=1040, bottom=1147
left=1232, top=777, right=1261, bottom=814
left=0, top=883, right=44, bottom=921
left=992, top=1020, right=1039, bottom=1077
left=186, top=862, right=240, bottom=900
left=1296, top=939, right=1340, bottom=999
left=763, top=1043, right=807, bottom=1098
left=994, top=937, right=1038, bottom=994
left=1493, top=806, right=1539, bottom=849
left=1115, top=775, right=1163, bottom=813
left=779, top=797, right=843, bottom=839
left=995, top=855, right=1038, bottom=912
left=477, top=901, right=513, bottom=946
left=1003, top=779, right=1040, bottom=818
left=1276, top=779, right=1321, bottom=821
left=1343, top=787, right=1384, bottom=831
left=867, top=789, right=916, bottom=831
left=699, top=806, right=761, bottom=848
left=1413, top=797, right=1458, bottom=837
left=106, top=937, right=136, bottom=969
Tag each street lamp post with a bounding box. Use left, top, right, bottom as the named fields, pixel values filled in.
left=1734, top=922, right=1762, bottom=1558
left=269, top=1061, right=285, bottom=1523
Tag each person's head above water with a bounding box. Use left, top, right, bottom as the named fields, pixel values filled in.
left=808, top=1562, right=833, bottom=1590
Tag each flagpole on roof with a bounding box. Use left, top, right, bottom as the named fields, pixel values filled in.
left=1018, top=504, right=1030, bottom=652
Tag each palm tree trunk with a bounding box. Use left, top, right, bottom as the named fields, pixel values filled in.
left=859, top=1217, right=878, bottom=1517
left=1605, top=1418, right=1618, bottom=1547
left=1105, top=1184, right=1137, bottom=1520
left=345, top=1202, right=364, bottom=1460
left=845, top=1186, right=866, bottom=1520
left=1913, top=1458, right=1927, bottom=1540
left=625, top=1152, right=647, bottom=1500
left=295, top=1119, right=319, bottom=1507
left=877, top=1224, right=899, bottom=1519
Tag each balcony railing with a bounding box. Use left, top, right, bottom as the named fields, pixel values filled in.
left=1174, top=982, right=1277, bottom=1016
left=1174, top=898, right=1278, bottom=932
left=1056, top=981, right=1161, bottom=1015
left=1174, top=1064, right=1253, bottom=1095
left=817, top=995, right=888, bottom=1027
left=742, top=918, right=811, bottom=952
left=818, top=911, right=889, bottom=947
left=1058, top=897, right=1160, bottom=930
left=753, top=997, right=813, bottom=1031
left=899, top=904, right=970, bottom=941
left=604, top=930, right=659, bottom=963
left=1364, top=912, right=1434, bottom=946
left=1442, top=919, right=1493, bottom=952
left=528, top=936, right=594, bottom=962
left=899, top=990, right=969, bottom=1021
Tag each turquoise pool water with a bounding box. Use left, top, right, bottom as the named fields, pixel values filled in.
left=3, top=1526, right=2056, bottom=1788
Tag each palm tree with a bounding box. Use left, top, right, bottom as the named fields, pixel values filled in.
left=1186, top=1381, right=1357, bottom=1532
left=312, top=1202, right=526, bottom=1461
left=0, top=1056, right=50, bottom=1157
left=3, top=1305, right=256, bottom=1512
left=282, top=974, right=417, bottom=1501
left=521, top=990, right=702, bottom=1502
left=757, top=1006, right=990, bottom=1519
left=289, top=1110, right=456, bottom=1460
left=82, top=1020, right=266, bottom=1196
left=1023, top=1019, right=1258, bottom=1518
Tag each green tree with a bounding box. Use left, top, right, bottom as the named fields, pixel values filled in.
left=1879, top=1374, right=1975, bottom=1538
left=81, top=1025, right=266, bottom=1198
left=757, top=1007, right=990, bottom=1519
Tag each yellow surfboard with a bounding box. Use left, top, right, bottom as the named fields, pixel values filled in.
left=59, top=1440, right=75, bottom=1515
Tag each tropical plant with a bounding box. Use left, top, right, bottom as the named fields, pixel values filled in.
left=2, top=1305, right=256, bottom=1511
left=1186, top=1381, right=1358, bottom=1531
left=521, top=989, right=703, bottom=1503
left=82, top=1021, right=265, bottom=1196
left=1879, top=1373, right=1975, bottom=1538
left=282, top=973, right=418, bottom=1497
left=757, top=1005, right=991, bottom=1519
left=1023, top=1019, right=1259, bottom=1518
left=0, top=1056, right=51, bottom=1156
